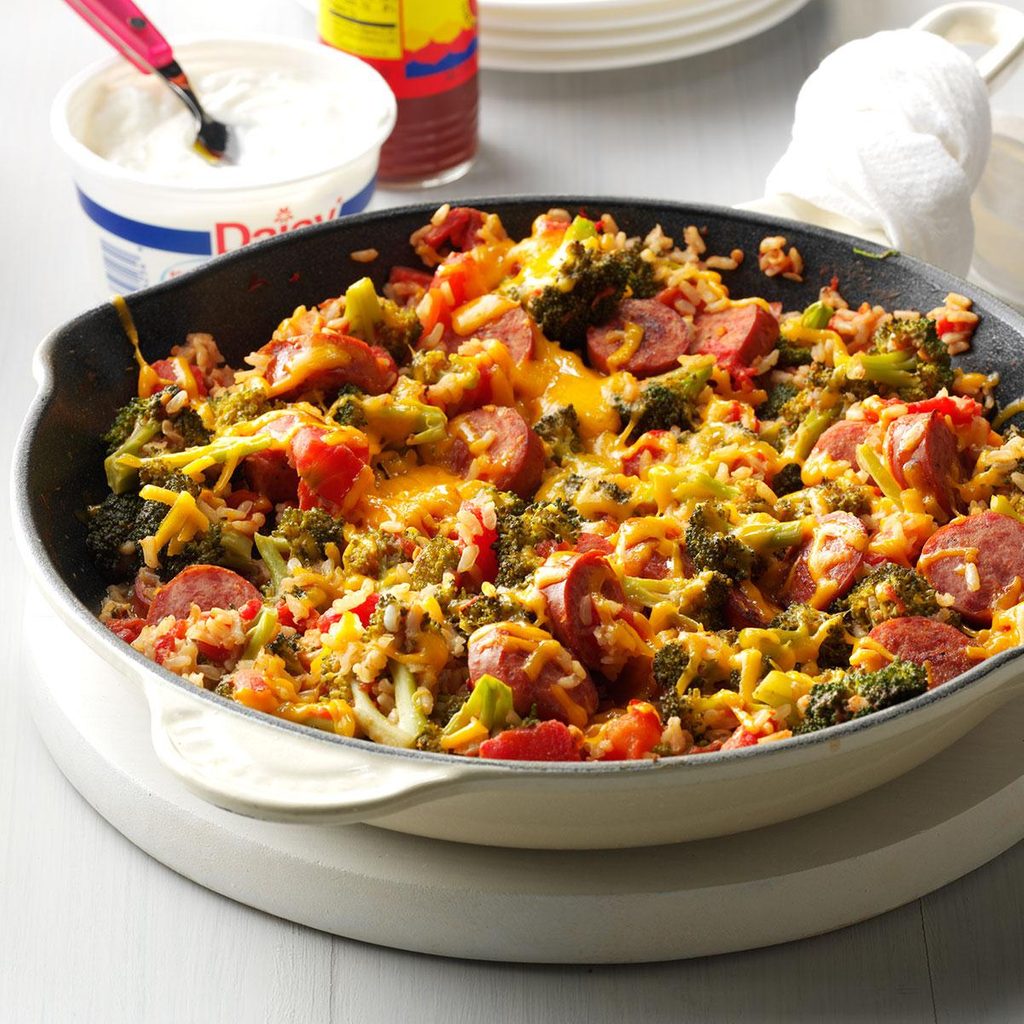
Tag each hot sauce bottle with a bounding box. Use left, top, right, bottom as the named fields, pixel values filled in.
left=319, top=0, right=479, bottom=188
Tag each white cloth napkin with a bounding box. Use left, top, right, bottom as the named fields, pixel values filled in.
left=753, top=28, right=991, bottom=276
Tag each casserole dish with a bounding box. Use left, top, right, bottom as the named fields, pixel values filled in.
left=14, top=196, right=1024, bottom=850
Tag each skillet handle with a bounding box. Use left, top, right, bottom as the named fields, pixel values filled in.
left=912, top=2, right=1024, bottom=90
left=143, top=677, right=475, bottom=825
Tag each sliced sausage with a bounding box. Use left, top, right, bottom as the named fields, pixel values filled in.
left=868, top=616, right=979, bottom=687
left=539, top=550, right=629, bottom=671
left=691, top=304, right=780, bottom=376
left=258, top=332, right=397, bottom=398
left=885, top=411, right=960, bottom=517
left=918, top=510, right=1024, bottom=624
left=243, top=450, right=299, bottom=505
left=147, top=565, right=262, bottom=625
left=810, top=420, right=877, bottom=468
left=467, top=624, right=598, bottom=724
left=478, top=305, right=535, bottom=363
left=420, top=206, right=487, bottom=253
left=725, top=586, right=770, bottom=629
left=438, top=305, right=535, bottom=364
left=785, top=511, right=867, bottom=610
left=586, top=298, right=692, bottom=378
left=448, top=405, right=544, bottom=498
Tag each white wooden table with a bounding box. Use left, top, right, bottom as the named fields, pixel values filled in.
left=3, top=0, right=1024, bottom=1020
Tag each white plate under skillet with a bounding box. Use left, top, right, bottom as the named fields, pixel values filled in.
left=23, top=584, right=1024, bottom=963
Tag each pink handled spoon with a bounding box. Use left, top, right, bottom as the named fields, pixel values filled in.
left=63, top=0, right=238, bottom=163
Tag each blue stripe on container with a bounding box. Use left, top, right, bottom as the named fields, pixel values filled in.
left=407, top=38, right=476, bottom=78
left=76, top=188, right=212, bottom=255
left=339, top=177, right=375, bottom=215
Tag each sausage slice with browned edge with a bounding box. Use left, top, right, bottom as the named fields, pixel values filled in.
left=468, top=624, right=599, bottom=724
left=146, top=565, right=261, bottom=624
left=810, top=419, right=877, bottom=468
left=586, top=298, right=693, bottom=377
left=448, top=405, right=544, bottom=498
left=868, top=616, right=979, bottom=687
left=885, top=411, right=960, bottom=518
left=539, top=550, right=629, bottom=670
left=691, top=304, right=780, bottom=376
left=258, top=332, right=398, bottom=398
left=439, top=305, right=535, bottom=363
left=785, top=511, right=867, bottom=610
left=918, top=510, right=1024, bottom=624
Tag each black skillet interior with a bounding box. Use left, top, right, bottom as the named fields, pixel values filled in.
left=21, top=196, right=1024, bottom=615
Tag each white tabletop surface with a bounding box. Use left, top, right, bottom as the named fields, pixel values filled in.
left=4, top=0, right=1024, bottom=1020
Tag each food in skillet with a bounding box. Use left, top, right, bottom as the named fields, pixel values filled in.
left=91, top=205, right=1024, bottom=762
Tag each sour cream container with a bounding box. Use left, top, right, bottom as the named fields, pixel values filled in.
left=51, top=37, right=396, bottom=293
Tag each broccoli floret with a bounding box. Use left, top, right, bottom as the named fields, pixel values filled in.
left=328, top=388, right=447, bottom=446
left=851, top=658, right=928, bottom=713
left=761, top=382, right=800, bottom=422
left=685, top=502, right=757, bottom=582
left=857, top=317, right=954, bottom=401
left=817, top=480, right=871, bottom=516
left=795, top=680, right=853, bottom=733
left=342, top=529, right=409, bottom=579
left=350, top=661, right=432, bottom=748
left=534, top=406, right=582, bottom=463
left=796, top=659, right=927, bottom=734
left=103, top=393, right=166, bottom=454
left=771, top=462, right=804, bottom=497
left=409, top=535, right=460, bottom=588
left=160, top=521, right=254, bottom=580
left=621, top=570, right=730, bottom=631
left=494, top=499, right=582, bottom=587
left=454, top=593, right=530, bottom=636
left=343, top=276, right=422, bottom=365
left=86, top=493, right=167, bottom=579
left=527, top=241, right=651, bottom=346
left=614, top=359, right=715, bottom=439
left=835, top=564, right=940, bottom=636
left=317, top=652, right=354, bottom=703
left=267, top=630, right=303, bottom=674
left=653, top=642, right=690, bottom=694
left=429, top=685, right=470, bottom=729
left=775, top=339, right=814, bottom=368
left=173, top=408, right=212, bottom=448
left=769, top=604, right=851, bottom=669
left=272, top=507, right=345, bottom=565
left=137, top=462, right=201, bottom=496
left=207, top=380, right=272, bottom=431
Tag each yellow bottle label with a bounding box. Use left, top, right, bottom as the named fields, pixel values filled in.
left=320, top=0, right=478, bottom=100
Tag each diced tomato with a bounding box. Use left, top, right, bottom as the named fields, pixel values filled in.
left=902, top=395, right=983, bottom=426
left=622, top=430, right=672, bottom=477
left=153, top=620, right=188, bottom=664
left=598, top=701, right=664, bottom=760
left=575, top=533, right=613, bottom=555
left=151, top=358, right=208, bottom=397
left=935, top=318, right=959, bottom=337
left=196, top=640, right=232, bottom=663
left=453, top=502, right=498, bottom=584
left=106, top=617, right=146, bottom=645
left=289, top=426, right=369, bottom=513
left=239, top=598, right=263, bottom=622
left=478, top=720, right=581, bottom=761
left=320, top=593, right=379, bottom=629
left=276, top=601, right=299, bottom=629
left=721, top=726, right=759, bottom=751
left=388, top=265, right=433, bottom=289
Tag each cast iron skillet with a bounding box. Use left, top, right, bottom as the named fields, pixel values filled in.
left=14, top=197, right=1024, bottom=849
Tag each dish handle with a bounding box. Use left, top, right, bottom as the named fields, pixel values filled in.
left=143, top=677, right=476, bottom=825
left=912, top=2, right=1024, bottom=90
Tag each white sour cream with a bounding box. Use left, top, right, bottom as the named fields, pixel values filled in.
left=82, top=65, right=379, bottom=186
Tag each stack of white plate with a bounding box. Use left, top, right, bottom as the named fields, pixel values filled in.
left=480, top=0, right=813, bottom=73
